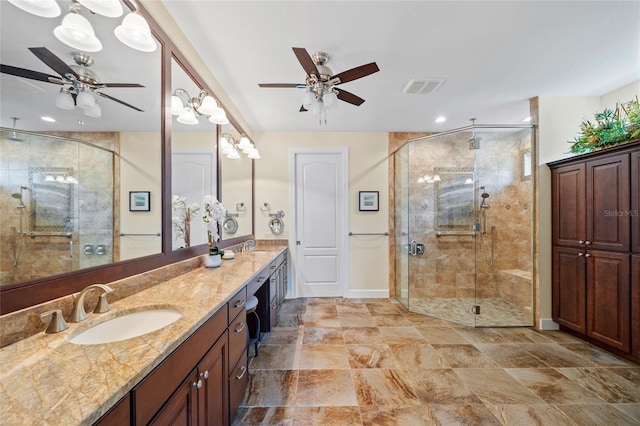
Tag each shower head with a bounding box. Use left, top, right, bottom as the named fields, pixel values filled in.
left=12, top=193, right=26, bottom=208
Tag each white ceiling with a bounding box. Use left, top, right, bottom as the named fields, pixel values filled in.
left=161, top=0, right=640, bottom=133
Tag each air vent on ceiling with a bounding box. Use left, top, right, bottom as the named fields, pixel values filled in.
left=403, top=78, right=444, bottom=95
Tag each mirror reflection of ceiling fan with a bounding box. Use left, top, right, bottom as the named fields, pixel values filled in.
left=259, top=47, right=379, bottom=120
left=0, top=47, right=144, bottom=118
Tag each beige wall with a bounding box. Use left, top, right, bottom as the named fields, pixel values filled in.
left=119, top=132, right=162, bottom=260
left=536, top=80, right=639, bottom=327
left=254, top=132, right=390, bottom=295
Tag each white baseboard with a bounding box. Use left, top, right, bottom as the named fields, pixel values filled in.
left=344, top=289, right=389, bottom=299
left=539, top=318, right=560, bottom=330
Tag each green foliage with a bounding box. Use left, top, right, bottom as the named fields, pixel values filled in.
left=569, top=98, right=640, bottom=154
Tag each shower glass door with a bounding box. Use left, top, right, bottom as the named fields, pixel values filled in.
left=396, top=125, right=534, bottom=328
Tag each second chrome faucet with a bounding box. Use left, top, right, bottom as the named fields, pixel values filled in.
left=70, top=284, right=114, bottom=323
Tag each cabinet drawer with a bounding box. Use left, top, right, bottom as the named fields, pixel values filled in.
left=229, top=353, right=248, bottom=422
left=133, top=305, right=227, bottom=426
left=228, top=287, right=247, bottom=323
left=228, top=309, right=247, bottom=371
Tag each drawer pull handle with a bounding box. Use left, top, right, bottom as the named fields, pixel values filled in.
left=578, top=253, right=584, bottom=257
left=192, top=379, right=203, bottom=389
left=235, top=321, right=246, bottom=333
left=578, top=240, right=584, bottom=244
left=234, top=299, right=246, bottom=309
left=200, top=370, right=209, bottom=380
left=235, top=365, right=247, bottom=380
left=584, top=253, right=591, bottom=257
left=585, top=241, right=591, bottom=245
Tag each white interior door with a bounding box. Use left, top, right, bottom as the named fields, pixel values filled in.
left=292, top=149, right=348, bottom=297
left=172, top=150, right=216, bottom=249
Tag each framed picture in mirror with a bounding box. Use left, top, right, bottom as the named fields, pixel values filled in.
left=130, top=191, right=151, bottom=212
left=359, top=191, right=379, bottom=211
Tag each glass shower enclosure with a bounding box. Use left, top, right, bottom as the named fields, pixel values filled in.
left=394, top=125, right=534, bottom=327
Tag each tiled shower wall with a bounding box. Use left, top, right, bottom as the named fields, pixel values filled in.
left=0, top=131, right=116, bottom=285
left=400, top=129, right=533, bottom=317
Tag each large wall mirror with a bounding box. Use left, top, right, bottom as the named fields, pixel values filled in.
left=0, top=0, right=162, bottom=289
left=170, top=58, right=217, bottom=250
left=0, top=0, right=254, bottom=315
left=220, top=123, right=254, bottom=242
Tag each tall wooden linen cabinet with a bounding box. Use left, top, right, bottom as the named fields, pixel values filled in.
left=549, top=140, right=639, bottom=363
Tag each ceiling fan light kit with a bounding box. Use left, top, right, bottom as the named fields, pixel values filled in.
left=259, top=47, right=379, bottom=125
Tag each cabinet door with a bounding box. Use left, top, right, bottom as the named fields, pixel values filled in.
left=552, top=246, right=587, bottom=333
left=552, top=163, right=586, bottom=246
left=198, top=332, right=228, bottom=426
left=94, top=394, right=130, bottom=426
left=149, top=371, right=198, bottom=426
left=586, top=250, right=630, bottom=352
left=229, top=353, right=248, bottom=423
left=586, top=153, right=630, bottom=251
left=632, top=255, right=640, bottom=359
left=632, top=151, right=640, bottom=253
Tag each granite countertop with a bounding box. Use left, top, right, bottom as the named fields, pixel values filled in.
left=0, top=248, right=285, bottom=426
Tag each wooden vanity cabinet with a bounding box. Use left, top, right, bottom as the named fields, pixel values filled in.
left=550, top=141, right=639, bottom=362
left=94, top=394, right=130, bottom=426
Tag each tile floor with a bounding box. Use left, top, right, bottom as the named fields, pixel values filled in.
left=234, top=297, right=640, bottom=425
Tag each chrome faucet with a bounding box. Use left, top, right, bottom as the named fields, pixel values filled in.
left=70, top=284, right=114, bottom=323
left=40, top=309, right=68, bottom=333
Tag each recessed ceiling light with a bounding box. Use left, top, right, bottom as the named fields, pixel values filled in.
left=522, top=116, right=532, bottom=122
left=41, top=116, right=55, bottom=122
left=435, top=116, right=446, bottom=123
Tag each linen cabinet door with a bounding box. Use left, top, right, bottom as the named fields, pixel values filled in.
left=632, top=151, right=640, bottom=253
left=632, top=255, right=640, bottom=359
left=552, top=246, right=587, bottom=333
left=552, top=163, right=586, bottom=247
left=586, top=153, right=630, bottom=252
left=586, top=250, right=630, bottom=352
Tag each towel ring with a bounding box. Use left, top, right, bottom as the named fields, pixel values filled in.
left=268, top=216, right=284, bottom=235
left=223, top=216, right=238, bottom=235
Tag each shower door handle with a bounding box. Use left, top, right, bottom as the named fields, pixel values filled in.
left=409, top=240, right=425, bottom=256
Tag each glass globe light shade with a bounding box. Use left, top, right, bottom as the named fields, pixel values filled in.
left=114, top=12, right=157, bottom=52
left=8, top=0, right=60, bottom=18
left=78, top=0, right=122, bottom=17
left=84, top=102, right=102, bottom=118
left=55, top=90, right=75, bottom=110
left=54, top=12, right=102, bottom=52
left=76, top=89, right=95, bottom=109
left=171, top=95, right=186, bottom=115
left=226, top=149, right=240, bottom=160
left=208, top=107, right=229, bottom=125
left=323, top=90, right=338, bottom=108
left=238, top=136, right=252, bottom=150
left=177, top=108, right=198, bottom=125
left=302, top=88, right=315, bottom=107
left=197, top=95, right=217, bottom=116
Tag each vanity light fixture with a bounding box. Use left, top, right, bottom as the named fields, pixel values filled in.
left=9, top=0, right=156, bottom=53
left=219, top=133, right=260, bottom=160
left=171, top=88, right=229, bottom=125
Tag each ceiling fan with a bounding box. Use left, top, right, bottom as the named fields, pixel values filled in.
left=0, top=47, right=144, bottom=114
left=259, top=47, right=379, bottom=116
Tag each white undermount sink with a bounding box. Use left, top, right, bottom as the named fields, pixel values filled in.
left=70, top=309, right=182, bottom=345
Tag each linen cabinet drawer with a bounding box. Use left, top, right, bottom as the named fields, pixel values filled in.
left=229, top=353, right=248, bottom=421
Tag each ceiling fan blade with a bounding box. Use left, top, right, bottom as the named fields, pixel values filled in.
left=292, top=47, right=319, bottom=77
left=299, top=105, right=308, bottom=112
left=333, top=62, right=379, bottom=85
left=0, top=64, right=63, bottom=84
left=336, top=88, right=365, bottom=106
left=28, top=47, right=79, bottom=80
left=96, top=92, right=144, bottom=112
left=259, top=83, right=305, bottom=88
left=100, top=83, right=145, bottom=88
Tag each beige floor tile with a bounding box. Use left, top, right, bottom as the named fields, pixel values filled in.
left=359, top=405, right=436, bottom=425
left=455, top=327, right=512, bottom=344
left=505, top=368, right=604, bottom=404
left=338, top=312, right=376, bottom=327
left=302, top=327, right=344, bottom=345
left=400, top=368, right=482, bottom=404
left=428, top=404, right=502, bottom=425
left=372, top=314, right=412, bottom=327
left=292, top=406, right=362, bottom=425
left=492, top=327, right=555, bottom=343
left=475, top=343, right=551, bottom=368
left=557, top=367, right=640, bottom=403
left=365, top=302, right=402, bottom=315
left=243, top=370, right=298, bottom=406
left=250, top=344, right=300, bottom=370
left=559, top=342, right=635, bottom=366
left=352, top=369, right=420, bottom=406
left=342, top=327, right=385, bottom=345
left=299, top=313, right=341, bottom=328
left=295, top=369, right=358, bottom=407
left=484, top=404, right=576, bottom=426
left=299, top=344, right=350, bottom=369
left=555, top=404, right=639, bottom=425
left=233, top=407, right=295, bottom=425
left=378, top=326, right=427, bottom=343
left=414, top=325, right=469, bottom=344
left=613, top=403, right=640, bottom=423
left=388, top=343, right=448, bottom=370
left=260, top=329, right=303, bottom=345
left=455, top=368, right=546, bottom=405
left=518, top=343, right=597, bottom=367
left=346, top=344, right=396, bottom=369
left=431, top=344, right=498, bottom=368
left=608, top=367, right=640, bottom=383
